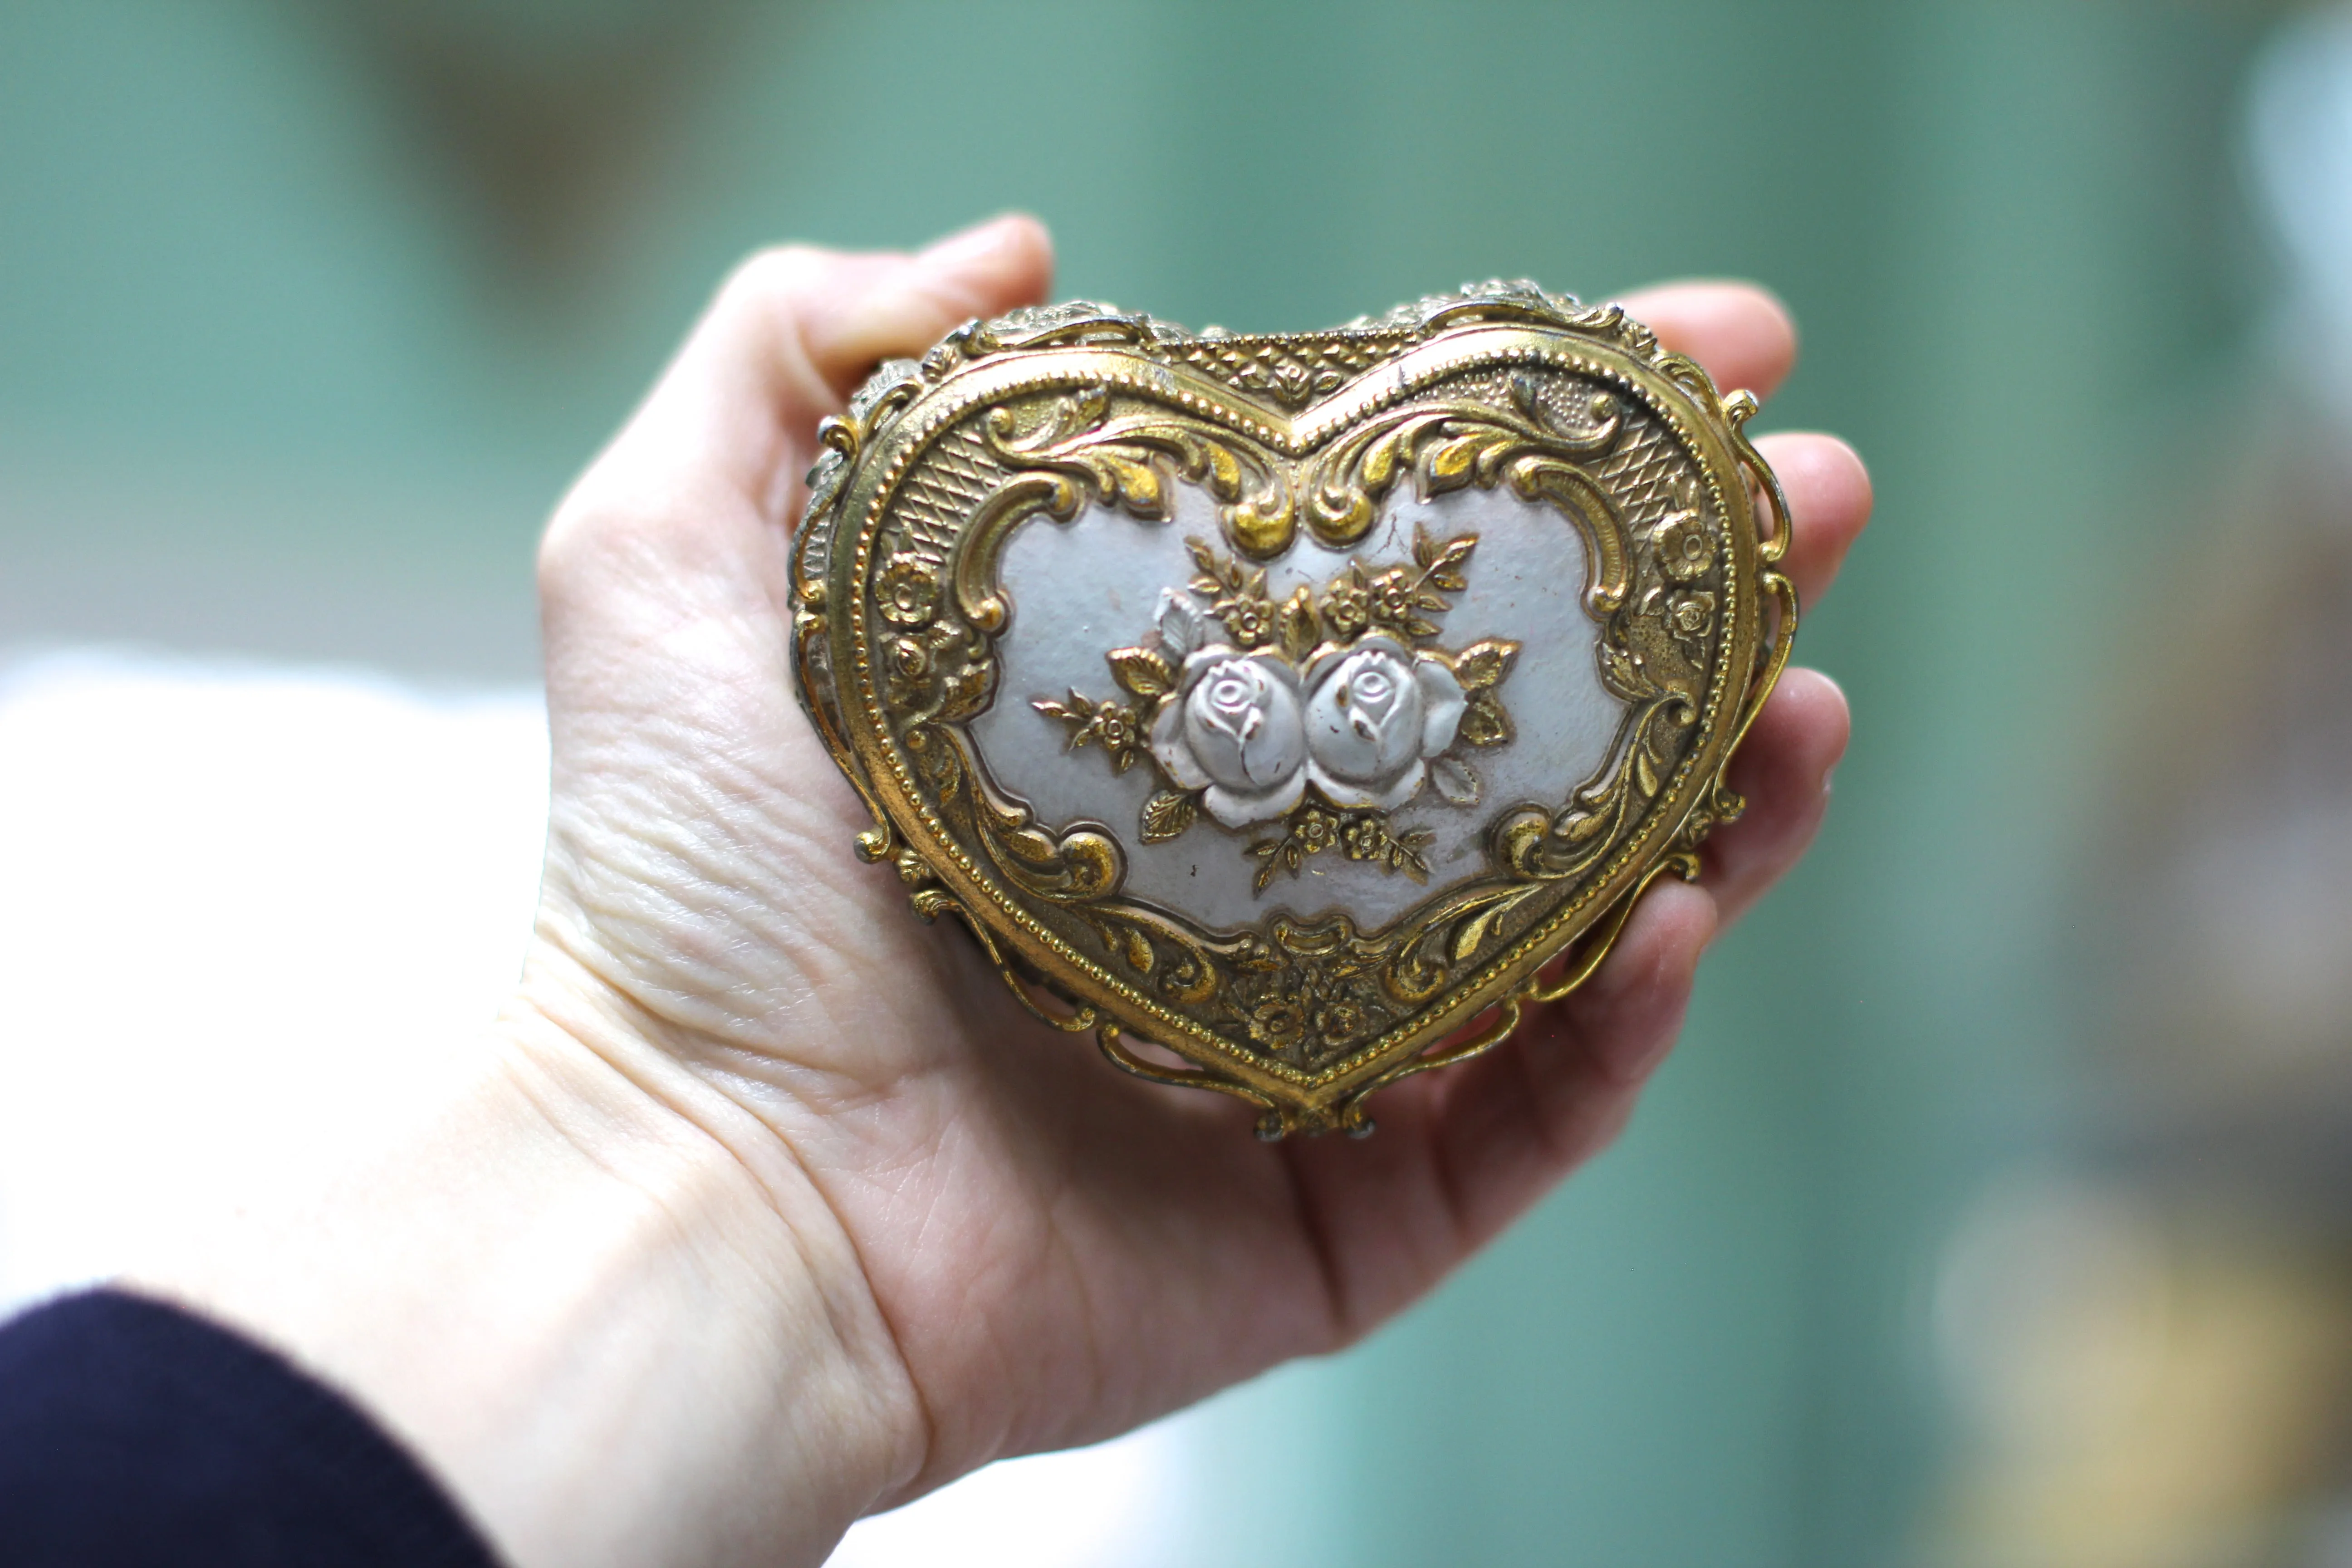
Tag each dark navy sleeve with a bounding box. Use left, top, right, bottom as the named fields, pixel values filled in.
left=0, top=1288, right=504, bottom=1568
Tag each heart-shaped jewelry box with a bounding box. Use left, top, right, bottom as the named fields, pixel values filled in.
left=793, top=282, right=1794, bottom=1137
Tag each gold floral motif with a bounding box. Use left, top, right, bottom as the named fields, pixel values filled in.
left=1662, top=588, right=1716, bottom=647
left=1320, top=573, right=1371, bottom=639
left=1032, top=691, right=1147, bottom=771
left=1251, top=802, right=1432, bottom=892
left=876, top=552, right=942, bottom=628
left=1653, top=502, right=1714, bottom=585
left=883, top=620, right=993, bottom=728
left=1313, top=998, right=1371, bottom=1048
left=1293, top=807, right=1339, bottom=854
left=1339, top=814, right=1387, bottom=861
left=1248, top=997, right=1308, bottom=1051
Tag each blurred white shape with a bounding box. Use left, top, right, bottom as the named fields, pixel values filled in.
left=824, top=1425, right=1192, bottom=1568
left=0, top=646, right=1203, bottom=1567
left=1931, top=1168, right=2170, bottom=1452
left=0, top=647, right=550, bottom=1311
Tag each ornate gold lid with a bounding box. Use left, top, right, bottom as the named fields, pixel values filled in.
left=792, top=282, right=1794, bottom=1137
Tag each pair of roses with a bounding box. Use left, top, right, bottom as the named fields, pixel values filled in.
left=1150, top=633, right=1468, bottom=828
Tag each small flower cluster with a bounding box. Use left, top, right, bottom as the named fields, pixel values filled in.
left=1185, top=526, right=1474, bottom=657
left=1244, top=975, right=1380, bottom=1062
left=876, top=551, right=943, bottom=628
left=1030, top=689, right=1147, bottom=771
left=1661, top=589, right=1716, bottom=648
left=1651, top=506, right=1713, bottom=585
left=876, top=552, right=993, bottom=723
left=1646, top=486, right=1720, bottom=654
left=1248, top=802, right=1434, bottom=892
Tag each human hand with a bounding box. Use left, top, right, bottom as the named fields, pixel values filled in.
left=498, top=214, right=1869, bottom=1551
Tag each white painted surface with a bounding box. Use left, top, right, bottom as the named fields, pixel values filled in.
left=969, top=480, right=1626, bottom=932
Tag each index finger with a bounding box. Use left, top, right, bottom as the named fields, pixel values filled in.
left=1616, top=281, right=1798, bottom=402
left=1618, top=284, right=1870, bottom=611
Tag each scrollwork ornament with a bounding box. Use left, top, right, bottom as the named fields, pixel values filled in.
left=792, top=281, right=1795, bottom=1137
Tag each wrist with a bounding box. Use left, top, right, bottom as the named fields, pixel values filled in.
left=131, top=954, right=923, bottom=1568
left=490, top=975, right=927, bottom=1565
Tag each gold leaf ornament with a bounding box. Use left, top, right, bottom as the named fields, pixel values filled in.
left=1450, top=637, right=1520, bottom=691
left=1277, top=587, right=1320, bottom=664
left=1140, top=789, right=1198, bottom=843
left=1107, top=646, right=1175, bottom=698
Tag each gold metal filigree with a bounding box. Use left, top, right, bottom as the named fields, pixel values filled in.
left=792, top=281, right=1796, bottom=1137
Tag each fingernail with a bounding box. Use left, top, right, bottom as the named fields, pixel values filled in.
left=919, top=214, right=1020, bottom=270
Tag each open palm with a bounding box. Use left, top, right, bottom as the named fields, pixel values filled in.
left=514, top=216, right=1870, bottom=1508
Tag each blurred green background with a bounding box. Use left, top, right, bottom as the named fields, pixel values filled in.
left=0, top=2, right=2293, bottom=1563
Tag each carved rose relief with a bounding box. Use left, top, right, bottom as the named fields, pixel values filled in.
left=1037, top=524, right=1520, bottom=892
left=1150, top=650, right=1308, bottom=827
left=1300, top=636, right=1467, bottom=813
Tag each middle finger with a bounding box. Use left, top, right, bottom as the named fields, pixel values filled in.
left=1753, top=431, right=1871, bottom=608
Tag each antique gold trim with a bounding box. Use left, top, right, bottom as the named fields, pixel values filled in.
left=792, top=283, right=1794, bottom=1136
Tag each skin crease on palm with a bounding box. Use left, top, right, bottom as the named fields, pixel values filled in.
left=140, top=214, right=1870, bottom=1568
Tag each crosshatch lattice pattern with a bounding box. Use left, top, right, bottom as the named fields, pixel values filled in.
left=891, top=425, right=1006, bottom=565
left=1168, top=333, right=1411, bottom=409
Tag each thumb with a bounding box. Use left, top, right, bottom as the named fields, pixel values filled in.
left=577, top=216, right=1055, bottom=524
left=538, top=216, right=1054, bottom=626
left=802, top=216, right=1060, bottom=405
